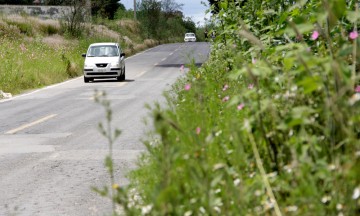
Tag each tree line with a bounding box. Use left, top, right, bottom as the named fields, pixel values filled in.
left=0, top=0, right=122, bottom=20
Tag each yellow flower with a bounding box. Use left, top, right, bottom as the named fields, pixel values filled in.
left=112, top=184, right=120, bottom=190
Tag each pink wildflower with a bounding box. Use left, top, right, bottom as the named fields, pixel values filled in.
left=196, top=127, right=201, bottom=135
left=252, top=57, right=257, bottom=64
left=222, top=84, right=229, bottom=91
left=355, top=85, right=360, bottom=93
left=349, top=31, right=359, bottom=40
left=311, top=31, right=319, bottom=40
left=222, top=96, right=230, bottom=102
left=180, top=65, right=185, bottom=71
left=184, top=83, right=191, bottom=91
left=248, top=83, right=254, bottom=89
left=237, top=103, right=245, bottom=110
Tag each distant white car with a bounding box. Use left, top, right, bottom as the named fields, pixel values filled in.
left=82, top=43, right=125, bottom=83
left=184, top=33, right=196, bottom=42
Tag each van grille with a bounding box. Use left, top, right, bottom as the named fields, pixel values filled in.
left=96, top=64, right=108, bottom=68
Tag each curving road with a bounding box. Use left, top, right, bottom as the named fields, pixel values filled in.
left=0, top=42, right=210, bottom=216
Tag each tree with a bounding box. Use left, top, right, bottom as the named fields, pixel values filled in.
left=91, top=0, right=121, bottom=20
left=161, top=0, right=183, bottom=14
left=0, top=0, right=33, bottom=4
left=61, top=0, right=88, bottom=37
left=138, top=0, right=162, bottom=38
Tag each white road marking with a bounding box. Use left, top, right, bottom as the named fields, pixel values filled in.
left=117, top=82, right=128, bottom=87
left=5, top=114, right=58, bottom=134
left=134, top=70, right=148, bottom=78
left=0, top=77, right=81, bottom=103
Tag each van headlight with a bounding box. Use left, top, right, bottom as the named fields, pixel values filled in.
left=84, top=63, right=93, bottom=68
left=111, top=62, right=120, bottom=68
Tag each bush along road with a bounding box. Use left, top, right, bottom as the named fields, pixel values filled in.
left=106, top=1, right=360, bottom=215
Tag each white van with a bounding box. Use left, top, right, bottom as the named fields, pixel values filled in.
left=82, top=43, right=125, bottom=83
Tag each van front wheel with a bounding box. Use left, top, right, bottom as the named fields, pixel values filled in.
left=84, top=76, right=90, bottom=83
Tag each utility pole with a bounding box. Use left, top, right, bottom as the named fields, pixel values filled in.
left=86, top=0, right=91, bottom=22
left=134, top=0, right=137, bottom=20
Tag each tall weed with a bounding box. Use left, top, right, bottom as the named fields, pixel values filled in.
left=108, top=0, right=360, bottom=215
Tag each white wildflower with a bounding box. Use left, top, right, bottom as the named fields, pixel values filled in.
left=184, top=211, right=192, bottom=216
left=141, top=204, right=152, bottom=215
left=321, top=195, right=331, bottom=204
left=213, top=163, right=225, bottom=171
left=233, top=178, right=241, bottom=186
left=288, top=130, right=294, bottom=137
left=255, top=206, right=262, bottom=212
left=214, top=206, right=221, bottom=213
left=274, top=76, right=280, bottom=82
left=255, top=190, right=262, bottom=196
left=336, top=204, right=343, bottom=211
left=215, top=130, right=222, bottom=137
left=352, top=187, right=360, bottom=200
left=338, top=213, right=344, bottom=216
left=286, top=206, right=298, bottom=212
left=291, top=85, right=298, bottom=92
left=249, top=172, right=256, bottom=178
left=283, top=90, right=291, bottom=99
left=264, top=199, right=274, bottom=210
left=356, top=151, right=360, bottom=158
left=215, top=188, right=221, bottom=194
left=283, top=165, right=292, bottom=173
left=328, top=164, right=336, bottom=171
left=199, top=207, right=206, bottom=214
left=267, top=172, right=277, bottom=178
left=243, top=119, right=251, bottom=132
left=190, top=198, right=197, bottom=204
left=349, top=93, right=360, bottom=105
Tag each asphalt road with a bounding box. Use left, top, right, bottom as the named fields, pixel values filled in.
left=0, top=42, right=210, bottom=216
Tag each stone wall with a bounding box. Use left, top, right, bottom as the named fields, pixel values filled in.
left=0, top=5, right=72, bottom=20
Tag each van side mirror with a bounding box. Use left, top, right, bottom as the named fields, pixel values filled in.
left=82, top=53, right=86, bottom=57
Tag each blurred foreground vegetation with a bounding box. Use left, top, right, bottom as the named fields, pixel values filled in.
left=99, top=0, right=360, bottom=215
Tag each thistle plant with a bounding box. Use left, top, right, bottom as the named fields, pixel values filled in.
left=93, top=90, right=122, bottom=216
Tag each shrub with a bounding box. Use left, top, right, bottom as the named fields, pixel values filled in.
left=104, top=0, right=360, bottom=215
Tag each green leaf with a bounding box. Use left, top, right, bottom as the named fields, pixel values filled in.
left=220, top=1, right=228, bottom=10
left=284, top=57, right=295, bottom=71
left=329, top=0, right=346, bottom=27
left=296, top=23, right=314, bottom=34
left=331, top=0, right=346, bottom=19
left=297, top=75, right=322, bottom=94
left=338, top=44, right=353, bottom=57
left=346, top=11, right=360, bottom=23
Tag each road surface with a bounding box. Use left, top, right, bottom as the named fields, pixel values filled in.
left=0, top=42, right=210, bottom=216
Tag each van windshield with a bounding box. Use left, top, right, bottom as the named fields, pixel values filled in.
left=87, top=45, right=119, bottom=57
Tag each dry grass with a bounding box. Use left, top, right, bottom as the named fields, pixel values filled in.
left=90, top=24, right=121, bottom=41
left=42, top=34, right=71, bottom=49
left=117, top=19, right=140, bottom=34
